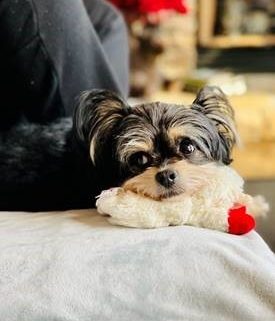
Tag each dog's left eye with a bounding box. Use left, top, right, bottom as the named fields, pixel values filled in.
left=129, top=152, right=152, bottom=169
left=179, top=138, right=195, bottom=155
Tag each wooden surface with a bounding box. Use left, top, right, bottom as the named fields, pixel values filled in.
left=149, top=91, right=275, bottom=180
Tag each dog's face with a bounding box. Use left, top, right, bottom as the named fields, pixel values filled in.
left=73, top=86, right=237, bottom=199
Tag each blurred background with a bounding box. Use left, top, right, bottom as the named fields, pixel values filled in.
left=110, top=0, right=275, bottom=249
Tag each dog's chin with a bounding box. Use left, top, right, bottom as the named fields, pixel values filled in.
left=157, top=188, right=184, bottom=200
left=123, top=184, right=185, bottom=201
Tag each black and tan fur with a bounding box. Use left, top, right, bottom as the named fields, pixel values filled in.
left=0, top=86, right=237, bottom=210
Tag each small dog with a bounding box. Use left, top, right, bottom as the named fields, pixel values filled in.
left=0, top=86, right=267, bottom=213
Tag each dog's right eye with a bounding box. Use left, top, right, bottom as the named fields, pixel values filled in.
left=129, top=152, right=152, bottom=169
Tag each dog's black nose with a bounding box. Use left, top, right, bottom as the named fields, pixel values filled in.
left=155, top=169, right=177, bottom=188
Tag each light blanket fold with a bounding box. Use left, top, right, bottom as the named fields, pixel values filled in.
left=0, top=210, right=274, bottom=321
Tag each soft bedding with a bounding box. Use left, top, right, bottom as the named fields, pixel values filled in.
left=0, top=209, right=275, bottom=321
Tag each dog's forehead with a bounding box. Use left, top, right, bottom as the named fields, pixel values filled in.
left=117, top=102, right=211, bottom=153
left=122, top=102, right=211, bottom=137
left=132, top=102, right=189, bottom=124
left=123, top=102, right=182, bottom=129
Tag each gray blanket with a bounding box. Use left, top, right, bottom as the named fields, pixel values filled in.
left=0, top=209, right=275, bottom=321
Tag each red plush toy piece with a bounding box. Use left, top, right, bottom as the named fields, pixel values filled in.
left=139, top=0, right=188, bottom=14
left=228, top=204, right=255, bottom=235
left=109, top=0, right=188, bottom=14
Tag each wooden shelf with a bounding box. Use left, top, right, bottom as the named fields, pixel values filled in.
left=198, top=0, right=275, bottom=48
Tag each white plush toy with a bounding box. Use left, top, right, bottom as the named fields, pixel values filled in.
left=96, top=165, right=268, bottom=235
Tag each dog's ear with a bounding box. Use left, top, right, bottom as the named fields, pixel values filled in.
left=192, top=86, right=238, bottom=164
left=73, top=89, right=130, bottom=164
